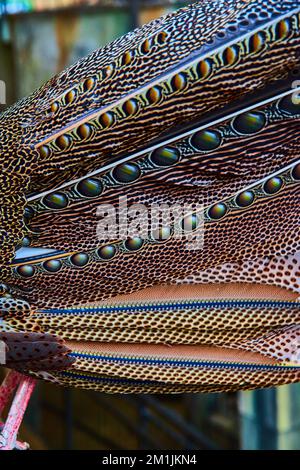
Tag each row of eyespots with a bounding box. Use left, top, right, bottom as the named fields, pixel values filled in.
left=38, top=101, right=267, bottom=162
left=219, top=31, right=266, bottom=68
left=189, top=110, right=267, bottom=152
left=140, top=30, right=169, bottom=54
left=179, top=162, right=300, bottom=229
left=45, top=161, right=300, bottom=226
left=122, top=30, right=169, bottom=65
left=15, top=255, right=88, bottom=278
left=23, top=159, right=299, bottom=250
left=49, top=98, right=140, bottom=152
left=214, top=15, right=295, bottom=68
left=34, top=100, right=296, bottom=216
left=15, top=250, right=106, bottom=278
left=47, top=30, right=170, bottom=117
left=204, top=168, right=299, bottom=222
left=41, top=61, right=206, bottom=148
left=17, top=162, right=300, bottom=276
left=15, top=235, right=152, bottom=278
left=15, top=225, right=177, bottom=278
left=39, top=111, right=116, bottom=157
left=47, top=63, right=116, bottom=117
left=120, top=30, right=169, bottom=67
left=207, top=176, right=286, bottom=221
left=40, top=12, right=297, bottom=158
left=35, top=155, right=174, bottom=211
left=35, top=94, right=299, bottom=213
left=36, top=147, right=181, bottom=210
left=37, top=145, right=182, bottom=210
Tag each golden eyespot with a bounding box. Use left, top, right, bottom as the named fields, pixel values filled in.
left=65, top=89, right=77, bottom=104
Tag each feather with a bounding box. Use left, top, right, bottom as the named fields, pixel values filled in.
left=0, top=0, right=300, bottom=393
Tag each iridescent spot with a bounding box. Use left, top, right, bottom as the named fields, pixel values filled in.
left=196, top=59, right=213, bottom=79
left=152, top=226, right=172, bottom=242
left=223, top=45, right=239, bottom=66
left=121, top=51, right=133, bottom=66
left=70, top=253, right=89, bottom=267
left=22, top=237, right=31, bottom=247
left=150, top=146, right=180, bottom=167
left=279, top=94, right=300, bottom=115
left=99, top=112, right=115, bottom=128
left=83, top=77, right=96, bottom=92
left=77, top=123, right=93, bottom=141
left=65, top=89, right=77, bottom=104
left=39, top=145, right=51, bottom=159
left=103, top=64, right=115, bottom=79
left=16, top=265, right=35, bottom=278
left=232, top=111, right=266, bottom=135
left=157, top=31, right=168, bottom=44
left=208, top=203, right=227, bottom=220
left=122, top=99, right=138, bottom=116
left=76, top=178, right=103, bottom=198
left=275, top=19, right=291, bottom=40
left=236, top=190, right=255, bottom=207
left=50, top=102, right=59, bottom=114
left=24, top=207, right=34, bottom=221
left=146, top=86, right=162, bottom=104
left=263, top=177, right=283, bottom=194
left=141, top=39, right=150, bottom=54
left=55, top=134, right=72, bottom=151
left=43, top=259, right=62, bottom=273
left=292, top=164, right=300, bottom=181
left=181, top=214, right=199, bottom=232
left=98, top=245, right=116, bottom=260
left=171, top=73, right=187, bottom=91
left=191, top=130, right=222, bottom=151
left=43, top=192, right=68, bottom=210
left=124, top=237, right=144, bottom=251
left=248, top=32, right=265, bottom=53
left=113, top=163, right=141, bottom=183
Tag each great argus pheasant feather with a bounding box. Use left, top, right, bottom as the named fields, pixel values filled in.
left=0, top=0, right=299, bottom=449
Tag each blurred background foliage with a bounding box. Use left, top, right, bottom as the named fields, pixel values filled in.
left=0, top=0, right=300, bottom=450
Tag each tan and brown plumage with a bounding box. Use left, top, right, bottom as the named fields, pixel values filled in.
left=0, top=0, right=300, bottom=395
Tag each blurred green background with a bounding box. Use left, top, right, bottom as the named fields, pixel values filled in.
left=0, top=0, right=300, bottom=450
